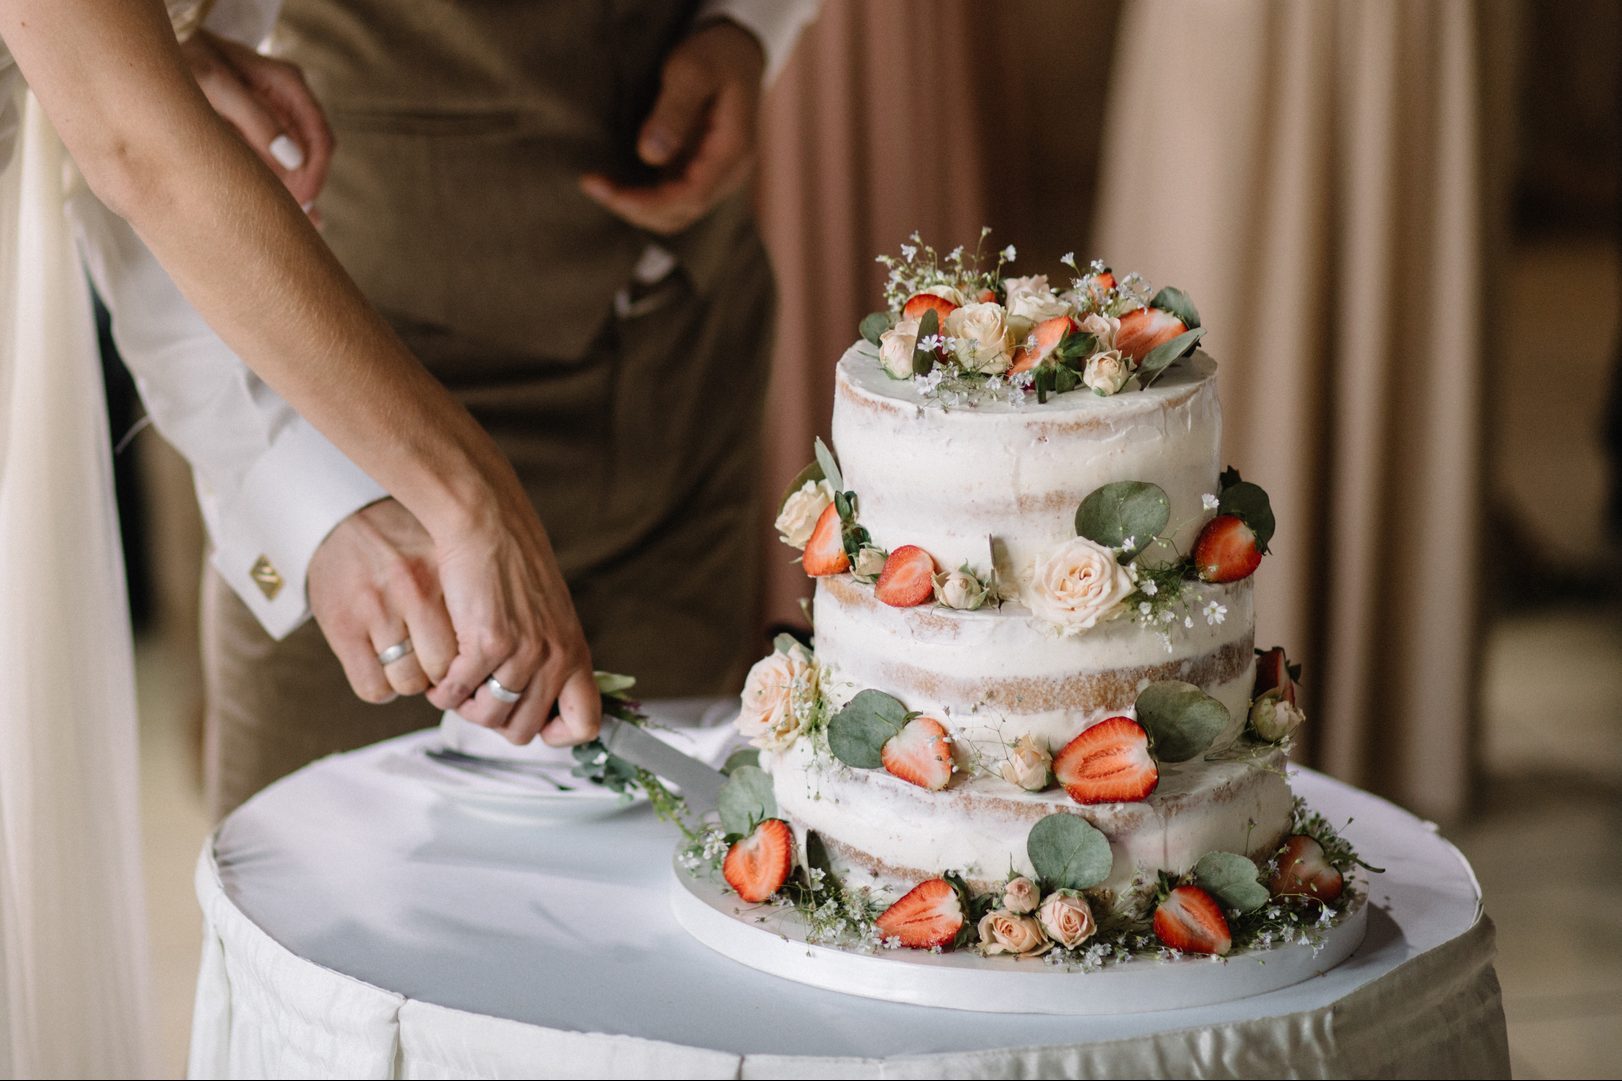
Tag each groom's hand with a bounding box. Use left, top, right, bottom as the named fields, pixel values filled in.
left=309, top=499, right=457, bottom=704
left=578, top=19, right=765, bottom=235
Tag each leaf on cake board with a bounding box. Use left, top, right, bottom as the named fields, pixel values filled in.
left=912, top=307, right=939, bottom=376
left=859, top=310, right=895, bottom=346
left=1216, top=472, right=1276, bottom=551
left=722, top=748, right=761, bottom=776
left=717, top=764, right=777, bottom=836
left=1026, top=812, right=1113, bottom=892
left=827, top=689, right=910, bottom=769
left=1136, top=327, right=1206, bottom=390
left=1193, top=851, right=1270, bottom=913
left=1074, top=481, right=1170, bottom=561
left=803, top=830, right=841, bottom=892
left=813, top=436, right=843, bottom=492
left=1134, top=680, right=1229, bottom=762
left=1149, top=285, right=1201, bottom=329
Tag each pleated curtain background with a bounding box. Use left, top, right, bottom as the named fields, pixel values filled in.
left=757, top=0, right=1511, bottom=824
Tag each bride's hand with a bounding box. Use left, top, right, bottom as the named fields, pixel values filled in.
left=425, top=483, right=602, bottom=748
left=179, top=30, right=333, bottom=210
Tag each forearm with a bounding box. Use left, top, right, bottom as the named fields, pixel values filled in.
left=0, top=0, right=509, bottom=539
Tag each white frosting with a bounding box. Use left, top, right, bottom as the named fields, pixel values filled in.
left=832, top=344, right=1222, bottom=580
left=771, top=740, right=1293, bottom=910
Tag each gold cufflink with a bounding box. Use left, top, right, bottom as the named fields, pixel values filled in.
left=250, top=555, right=283, bottom=600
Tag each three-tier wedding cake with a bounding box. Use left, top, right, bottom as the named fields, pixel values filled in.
left=697, top=236, right=1362, bottom=967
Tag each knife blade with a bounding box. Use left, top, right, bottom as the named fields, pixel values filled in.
left=598, top=715, right=727, bottom=813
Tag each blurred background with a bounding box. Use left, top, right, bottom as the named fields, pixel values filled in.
left=109, top=1, right=1618, bottom=1076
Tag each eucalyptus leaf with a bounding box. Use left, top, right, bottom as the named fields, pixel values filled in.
left=1193, top=851, right=1269, bottom=913
left=772, top=632, right=806, bottom=655
left=722, top=748, right=761, bottom=776
left=804, top=830, right=840, bottom=891
left=813, top=437, right=843, bottom=492
left=1074, top=481, right=1170, bottom=560
left=717, top=764, right=777, bottom=835
left=1052, top=365, right=1079, bottom=394
left=1134, top=680, right=1229, bottom=762
left=1056, top=330, right=1099, bottom=361
left=777, top=458, right=825, bottom=515
left=1149, top=285, right=1201, bottom=329
left=1136, top=327, right=1206, bottom=390
left=859, top=310, right=894, bottom=346
left=1026, top=813, right=1113, bottom=891
left=827, top=689, right=909, bottom=769
left=1217, top=480, right=1276, bottom=550
left=912, top=307, right=939, bottom=376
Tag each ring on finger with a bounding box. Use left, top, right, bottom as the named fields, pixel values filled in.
left=377, top=638, right=415, bottom=667
left=484, top=675, right=523, bottom=704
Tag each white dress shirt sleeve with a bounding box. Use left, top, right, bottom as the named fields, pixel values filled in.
left=697, top=0, right=821, bottom=83
left=65, top=186, right=386, bottom=640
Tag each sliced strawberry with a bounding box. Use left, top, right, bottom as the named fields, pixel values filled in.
left=723, top=819, right=794, bottom=903
left=1193, top=514, right=1263, bottom=583
left=1254, top=646, right=1298, bottom=705
left=1009, top=315, right=1077, bottom=374
left=875, top=877, right=964, bottom=949
left=881, top=716, right=954, bottom=791
left=1115, top=305, right=1188, bottom=362
left=975, top=288, right=997, bottom=303
left=1153, top=885, right=1232, bottom=955
left=802, top=503, right=850, bottom=577
left=1269, top=834, right=1344, bottom=903
left=874, top=545, right=936, bottom=606
left=1053, top=716, right=1159, bottom=804
left=1091, top=269, right=1117, bottom=292
left=902, top=292, right=961, bottom=326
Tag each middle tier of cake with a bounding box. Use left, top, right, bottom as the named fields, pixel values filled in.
left=814, top=573, right=1257, bottom=758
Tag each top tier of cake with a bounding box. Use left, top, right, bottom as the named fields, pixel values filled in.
left=831, top=343, right=1223, bottom=583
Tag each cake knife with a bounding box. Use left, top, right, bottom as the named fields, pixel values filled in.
left=598, top=715, right=727, bottom=813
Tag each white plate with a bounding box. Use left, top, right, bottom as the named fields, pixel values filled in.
left=671, top=851, right=1370, bottom=1015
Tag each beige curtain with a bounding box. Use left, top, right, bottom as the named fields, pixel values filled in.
left=758, top=0, right=1507, bottom=822
left=1094, top=0, right=1509, bottom=823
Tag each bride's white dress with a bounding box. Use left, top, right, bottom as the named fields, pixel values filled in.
left=0, top=42, right=155, bottom=1081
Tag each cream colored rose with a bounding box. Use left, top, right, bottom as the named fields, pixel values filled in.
left=1027, top=536, right=1136, bottom=635
left=735, top=644, right=818, bottom=751
left=944, top=302, right=1014, bottom=375
left=977, top=909, right=1051, bottom=958
left=934, top=567, right=990, bottom=611
left=1250, top=690, right=1305, bottom=742
left=918, top=283, right=967, bottom=306
left=1037, top=889, right=1097, bottom=949
left=852, top=545, right=888, bottom=583
left=774, top=479, right=834, bottom=550
left=1003, top=274, right=1069, bottom=323
left=878, top=317, right=922, bottom=380
left=1082, top=349, right=1133, bottom=395
left=1078, top=312, right=1121, bottom=352
left=998, top=734, right=1051, bottom=791
left=1002, top=876, right=1040, bottom=915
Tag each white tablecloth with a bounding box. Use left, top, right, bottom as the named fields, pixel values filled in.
left=188, top=722, right=1510, bottom=1079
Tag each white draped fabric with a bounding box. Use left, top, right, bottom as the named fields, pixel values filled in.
left=190, top=729, right=1509, bottom=1079
left=0, top=74, right=156, bottom=1079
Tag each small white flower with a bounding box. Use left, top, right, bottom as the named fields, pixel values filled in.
left=1203, top=600, right=1228, bottom=626
left=900, top=244, right=917, bottom=261
left=1119, top=536, right=1136, bottom=554
left=1138, top=601, right=1152, bottom=616
left=1202, top=493, right=1221, bottom=511
left=1001, top=244, right=1017, bottom=261
left=1141, top=578, right=1158, bottom=597
left=1060, top=251, right=1077, bottom=269
left=1184, top=615, right=1194, bottom=628
left=1161, top=610, right=1176, bottom=623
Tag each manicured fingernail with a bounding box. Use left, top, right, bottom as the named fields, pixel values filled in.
left=269, top=134, right=304, bottom=170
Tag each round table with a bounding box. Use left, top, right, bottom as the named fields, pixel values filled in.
left=189, top=724, right=1510, bottom=1079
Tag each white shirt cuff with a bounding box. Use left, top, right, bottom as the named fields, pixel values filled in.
left=209, top=423, right=387, bottom=640
left=697, top=0, right=821, bottom=83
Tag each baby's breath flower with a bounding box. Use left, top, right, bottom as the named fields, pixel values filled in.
left=1001, top=244, right=1017, bottom=261
left=1202, top=492, right=1221, bottom=510
left=1203, top=600, right=1228, bottom=626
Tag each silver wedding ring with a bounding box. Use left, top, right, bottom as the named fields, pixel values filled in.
left=376, top=639, right=414, bottom=667
left=484, top=676, right=522, bottom=704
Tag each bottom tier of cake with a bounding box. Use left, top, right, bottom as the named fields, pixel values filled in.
left=768, top=739, right=1294, bottom=912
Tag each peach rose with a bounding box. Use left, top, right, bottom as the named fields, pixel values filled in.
left=735, top=644, right=818, bottom=750
left=934, top=567, right=990, bottom=611
left=944, top=302, right=1015, bottom=375
left=977, top=909, right=1051, bottom=958
left=1002, top=876, right=1040, bottom=915
left=1250, top=690, right=1305, bottom=742
left=1082, top=349, right=1133, bottom=395
left=878, top=317, right=922, bottom=380
left=998, top=734, right=1051, bottom=791
left=918, top=283, right=967, bottom=306
left=1026, top=537, right=1136, bottom=635
left=774, top=479, right=834, bottom=550
left=1003, top=274, right=1070, bottom=323
left=1037, top=889, right=1097, bottom=949
left=852, top=545, right=888, bottom=583
left=1078, top=312, right=1122, bottom=353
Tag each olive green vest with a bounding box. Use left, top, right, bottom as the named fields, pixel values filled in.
left=273, top=0, right=756, bottom=358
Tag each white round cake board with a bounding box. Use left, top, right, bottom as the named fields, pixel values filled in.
left=670, top=854, right=1369, bottom=1015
